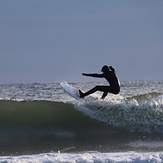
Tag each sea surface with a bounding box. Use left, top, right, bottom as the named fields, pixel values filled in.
left=0, top=81, right=163, bottom=162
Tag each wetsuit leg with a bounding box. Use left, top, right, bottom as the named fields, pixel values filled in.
left=101, top=91, right=108, bottom=99
left=80, top=85, right=110, bottom=98
left=79, top=85, right=120, bottom=98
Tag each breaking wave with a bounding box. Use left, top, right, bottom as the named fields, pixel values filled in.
left=0, top=92, right=163, bottom=133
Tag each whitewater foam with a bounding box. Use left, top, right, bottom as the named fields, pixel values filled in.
left=0, top=152, right=163, bottom=163
left=75, top=94, right=163, bottom=133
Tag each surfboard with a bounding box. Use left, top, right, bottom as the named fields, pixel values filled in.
left=60, top=81, right=81, bottom=100
left=60, top=81, right=98, bottom=101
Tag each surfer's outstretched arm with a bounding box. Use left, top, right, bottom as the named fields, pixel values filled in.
left=82, top=73, right=104, bottom=78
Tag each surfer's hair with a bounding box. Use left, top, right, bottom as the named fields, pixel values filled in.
left=101, top=65, right=109, bottom=72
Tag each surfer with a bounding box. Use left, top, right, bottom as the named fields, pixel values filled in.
left=79, top=65, right=120, bottom=99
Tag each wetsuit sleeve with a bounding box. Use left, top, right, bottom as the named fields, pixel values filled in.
left=83, top=73, right=104, bottom=78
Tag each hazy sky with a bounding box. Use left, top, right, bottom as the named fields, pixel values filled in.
left=0, top=0, right=163, bottom=83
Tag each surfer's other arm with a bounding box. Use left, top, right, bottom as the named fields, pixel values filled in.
left=82, top=73, right=104, bottom=78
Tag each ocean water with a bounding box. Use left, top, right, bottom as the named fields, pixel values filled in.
left=0, top=81, right=163, bottom=162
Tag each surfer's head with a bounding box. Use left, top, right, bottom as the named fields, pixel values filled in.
left=101, top=65, right=109, bottom=72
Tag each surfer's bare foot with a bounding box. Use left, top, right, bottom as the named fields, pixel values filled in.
left=79, top=89, right=84, bottom=98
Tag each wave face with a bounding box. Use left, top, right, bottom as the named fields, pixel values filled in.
left=0, top=100, right=82, bottom=127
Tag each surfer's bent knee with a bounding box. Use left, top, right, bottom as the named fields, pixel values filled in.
left=112, top=89, right=120, bottom=95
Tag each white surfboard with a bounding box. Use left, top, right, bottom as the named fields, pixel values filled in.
left=60, top=81, right=98, bottom=101
left=60, top=81, right=81, bottom=100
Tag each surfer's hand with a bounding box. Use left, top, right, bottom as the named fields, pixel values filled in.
left=82, top=73, right=87, bottom=76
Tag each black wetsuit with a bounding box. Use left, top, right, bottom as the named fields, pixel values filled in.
left=80, top=67, right=120, bottom=99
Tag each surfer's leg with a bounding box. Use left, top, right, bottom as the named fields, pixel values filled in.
left=79, top=87, right=97, bottom=98
left=101, top=91, right=108, bottom=99
left=79, top=86, right=109, bottom=98
left=79, top=89, right=85, bottom=98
